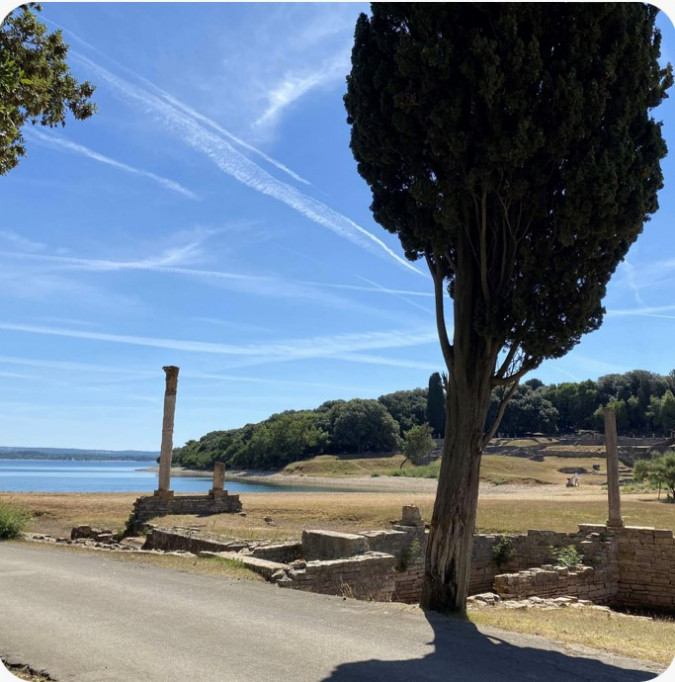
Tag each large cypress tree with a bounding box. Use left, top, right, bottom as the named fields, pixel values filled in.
left=345, top=3, right=671, bottom=612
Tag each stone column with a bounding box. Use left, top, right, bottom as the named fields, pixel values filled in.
left=604, top=406, right=624, bottom=528
left=155, top=366, right=179, bottom=499
left=210, top=462, right=226, bottom=498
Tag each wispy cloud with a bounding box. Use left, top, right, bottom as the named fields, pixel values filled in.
left=72, top=53, right=422, bottom=276
left=0, top=249, right=356, bottom=308
left=0, top=322, right=438, bottom=364
left=329, top=353, right=440, bottom=371
left=0, top=249, right=429, bottom=315
left=43, top=17, right=312, bottom=187
left=607, top=304, right=675, bottom=318
left=0, top=230, right=45, bottom=253
left=25, top=128, right=198, bottom=199
left=254, top=47, right=350, bottom=128
left=619, top=260, right=645, bottom=306
left=0, top=354, right=153, bottom=376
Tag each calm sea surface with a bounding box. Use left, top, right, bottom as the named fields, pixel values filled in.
left=0, top=460, right=315, bottom=494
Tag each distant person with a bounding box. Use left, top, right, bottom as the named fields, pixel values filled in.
left=573, top=472, right=580, bottom=487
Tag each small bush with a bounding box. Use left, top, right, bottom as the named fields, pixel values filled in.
left=553, top=544, right=582, bottom=569
left=397, top=537, right=422, bottom=572
left=0, top=501, right=31, bottom=539
left=492, top=534, right=514, bottom=569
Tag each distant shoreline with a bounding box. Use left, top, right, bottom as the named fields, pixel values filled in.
left=138, top=465, right=438, bottom=492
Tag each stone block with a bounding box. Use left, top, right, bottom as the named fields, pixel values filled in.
left=302, top=529, right=369, bottom=560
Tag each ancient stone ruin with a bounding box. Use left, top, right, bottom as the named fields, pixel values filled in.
left=126, top=367, right=242, bottom=535
left=138, top=505, right=675, bottom=613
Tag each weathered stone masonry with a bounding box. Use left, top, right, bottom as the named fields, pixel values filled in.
left=137, top=506, right=674, bottom=612
left=129, top=493, right=242, bottom=533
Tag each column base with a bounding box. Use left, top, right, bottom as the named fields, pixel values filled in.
left=209, top=489, right=227, bottom=499
left=153, top=489, right=174, bottom=500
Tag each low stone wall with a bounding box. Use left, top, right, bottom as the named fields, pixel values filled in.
left=494, top=565, right=605, bottom=601
left=143, top=528, right=246, bottom=553
left=129, top=503, right=674, bottom=613
left=278, top=553, right=397, bottom=601
left=129, top=492, right=242, bottom=532
left=303, top=530, right=368, bottom=560
left=616, top=526, right=675, bottom=612
left=393, top=559, right=425, bottom=603
left=468, top=526, right=617, bottom=595
left=250, top=542, right=303, bottom=563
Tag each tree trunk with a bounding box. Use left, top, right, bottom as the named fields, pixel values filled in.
left=421, top=232, right=499, bottom=613
left=420, top=367, right=491, bottom=612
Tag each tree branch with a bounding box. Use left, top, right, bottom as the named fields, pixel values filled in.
left=494, top=342, right=520, bottom=380
left=491, top=362, right=533, bottom=387
left=482, top=380, right=520, bottom=447
left=425, top=249, right=454, bottom=370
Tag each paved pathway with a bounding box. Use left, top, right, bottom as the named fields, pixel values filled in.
left=0, top=543, right=665, bottom=682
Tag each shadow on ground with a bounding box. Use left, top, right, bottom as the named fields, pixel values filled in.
left=323, top=611, right=660, bottom=682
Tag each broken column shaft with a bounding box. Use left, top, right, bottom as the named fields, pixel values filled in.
left=156, top=365, right=179, bottom=498
left=604, top=406, right=624, bottom=528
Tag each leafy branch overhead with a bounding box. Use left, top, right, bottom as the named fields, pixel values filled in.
left=0, top=3, right=97, bottom=175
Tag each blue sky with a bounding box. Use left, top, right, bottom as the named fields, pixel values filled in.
left=1, top=3, right=675, bottom=451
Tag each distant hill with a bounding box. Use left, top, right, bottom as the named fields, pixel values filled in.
left=0, top=446, right=159, bottom=461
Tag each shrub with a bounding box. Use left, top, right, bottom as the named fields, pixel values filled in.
left=0, top=501, right=31, bottom=539
left=492, top=535, right=514, bottom=569
left=400, top=423, right=436, bottom=468
left=553, top=544, right=582, bottom=569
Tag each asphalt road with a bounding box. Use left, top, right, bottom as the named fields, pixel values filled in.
left=0, top=543, right=665, bottom=682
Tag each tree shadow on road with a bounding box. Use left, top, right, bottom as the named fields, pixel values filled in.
left=322, top=610, right=661, bottom=682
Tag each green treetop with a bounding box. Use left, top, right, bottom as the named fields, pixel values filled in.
left=1, top=4, right=97, bottom=175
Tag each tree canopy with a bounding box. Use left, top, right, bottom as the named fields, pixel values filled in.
left=0, top=3, right=96, bottom=175
left=345, top=3, right=671, bottom=612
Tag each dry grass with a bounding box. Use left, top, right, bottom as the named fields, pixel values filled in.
left=476, top=496, right=675, bottom=533
left=284, top=453, right=406, bottom=477
left=469, top=607, right=675, bottom=667
left=480, top=454, right=614, bottom=486
left=3, top=488, right=671, bottom=542
left=10, top=538, right=263, bottom=581
left=281, top=451, right=630, bottom=489
left=0, top=492, right=139, bottom=538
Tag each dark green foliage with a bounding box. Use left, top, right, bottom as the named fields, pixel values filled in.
left=378, top=388, right=427, bottom=434
left=546, top=380, right=600, bottom=433
left=319, top=398, right=400, bottom=454
left=492, top=535, right=514, bottom=569
left=426, top=373, right=446, bottom=438
left=0, top=3, right=97, bottom=175
left=174, top=399, right=401, bottom=471
left=489, top=383, right=558, bottom=436
left=345, top=3, right=670, bottom=369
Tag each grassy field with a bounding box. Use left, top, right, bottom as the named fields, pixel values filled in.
left=2, top=486, right=672, bottom=541
left=281, top=451, right=630, bottom=487
left=468, top=608, right=674, bottom=667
